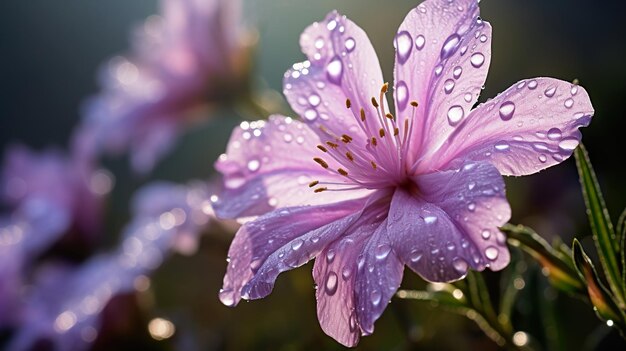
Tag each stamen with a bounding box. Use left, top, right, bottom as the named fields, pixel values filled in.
left=371, top=137, right=378, bottom=146
left=371, top=97, right=379, bottom=108
left=337, top=168, right=349, bottom=176
left=326, top=141, right=339, bottom=149
left=308, top=180, right=319, bottom=187
left=394, top=127, right=399, bottom=136
left=314, top=187, right=328, bottom=193
left=341, top=134, right=353, bottom=143
left=346, top=152, right=354, bottom=161
left=371, top=161, right=377, bottom=170
left=317, top=145, right=328, bottom=152
left=313, top=157, right=329, bottom=168
left=360, top=108, right=366, bottom=121
left=380, top=83, right=389, bottom=94
left=385, top=113, right=394, bottom=120
left=345, top=98, right=352, bottom=109
left=410, top=100, right=419, bottom=107
left=379, top=128, right=385, bottom=138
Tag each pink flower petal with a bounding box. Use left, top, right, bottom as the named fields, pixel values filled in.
left=219, top=197, right=368, bottom=307
left=422, top=78, right=594, bottom=176
left=214, top=115, right=371, bottom=218
left=283, top=11, right=388, bottom=143
left=394, top=0, right=490, bottom=163
left=388, top=161, right=510, bottom=282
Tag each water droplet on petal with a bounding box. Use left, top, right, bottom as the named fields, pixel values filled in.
left=495, top=141, right=510, bottom=151
left=409, top=250, right=423, bottom=262
left=341, top=266, right=352, bottom=280
left=344, top=37, right=356, bottom=52
left=446, top=242, right=456, bottom=251
left=544, top=86, right=556, bottom=97
left=564, top=98, right=574, bottom=108
left=453, top=66, right=463, bottom=79
left=539, top=154, right=547, bottom=163
left=424, top=215, right=438, bottom=224
left=326, top=249, right=336, bottom=263
left=371, top=290, right=382, bottom=306
left=291, top=239, right=303, bottom=251
left=467, top=202, right=476, bottom=211
left=326, top=56, right=343, bottom=84
left=571, top=86, right=578, bottom=95
left=314, top=37, right=325, bottom=49
left=528, top=80, right=538, bottom=89
left=468, top=182, right=476, bottom=190
left=434, top=64, right=443, bottom=76
left=327, top=20, right=337, bottom=31
left=440, top=34, right=461, bottom=59
left=479, top=34, right=488, bottom=42
left=558, top=138, right=579, bottom=151
left=304, top=109, right=318, bottom=121
left=308, top=94, right=321, bottom=107
left=415, top=34, right=426, bottom=50
left=447, top=105, right=464, bottom=126
left=485, top=246, right=499, bottom=260
left=395, top=31, right=413, bottom=64
left=396, top=80, right=409, bottom=111
left=547, top=128, right=562, bottom=140
left=499, top=101, right=515, bottom=121
left=470, top=53, right=485, bottom=68
left=481, top=230, right=491, bottom=239
left=375, top=244, right=392, bottom=260
left=283, top=133, right=293, bottom=143
left=444, top=79, right=455, bottom=94
left=247, top=159, right=260, bottom=172
left=219, top=289, right=235, bottom=306
left=325, top=272, right=338, bottom=295
left=453, top=258, right=468, bottom=273
left=464, top=93, right=473, bottom=102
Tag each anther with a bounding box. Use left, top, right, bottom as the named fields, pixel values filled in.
left=317, top=145, right=328, bottom=152
left=371, top=137, right=378, bottom=146
left=308, top=180, right=319, bottom=188
left=385, top=113, right=394, bottom=120
left=410, top=100, right=419, bottom=107
left=371, top=161, right=377, bottom=170
left=380, top=83, right=389, bottom=94
left=371, top=97, right=379, bottom=108
left=314, top=187, right=328, bottom=193
left=379, top=128, right=385, bottom=138
left=360, top=108, right=366, bottom=121
left=337, top=168, right=348, bottom=176
left=345, top=98, right=352, bottom=109
left=326, top=141, right=339, bottom=149
left=394, top=127, right=399, bottom=136
left=341, top=134, right=353, bottom=143
left=313, top=157, right=329, bottom=168
left=345, top=152, right=354, bottom=161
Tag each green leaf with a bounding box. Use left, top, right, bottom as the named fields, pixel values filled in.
left=502, top=224, right=584, bottom=295
left=575, top=144, right=625, bottom=307
left=571, top=239, right=624, bottom=329
left=619, top=207, right=626, bottom=301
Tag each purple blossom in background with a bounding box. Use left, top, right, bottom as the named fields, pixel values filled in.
left=0, top=145, right=107, bottom=327
left=5, top=181, right=214, bottom=351
left=73, top=0, right=249, bottom=173
left=213, top=0, right=594, bottom=346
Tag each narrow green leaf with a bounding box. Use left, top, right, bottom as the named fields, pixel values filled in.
left=574, top=144, right=625, bottom=306
left=571, top=239, right=624, bottom=330
left=502, top=224, right=584, bottom=295
left=619, top=207, right=626, bottom=300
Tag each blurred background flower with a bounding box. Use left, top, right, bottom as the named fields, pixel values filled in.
left=0, top=0, right=625, bottom=350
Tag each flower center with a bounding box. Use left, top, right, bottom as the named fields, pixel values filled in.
left=309, top=83, right=419, bottom=193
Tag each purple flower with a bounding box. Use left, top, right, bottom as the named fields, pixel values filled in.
left=73, top=0, right=249, bottom=173
left=214, top=0, right=593, bottom=346
left=5, top=181, right=213, bottom=351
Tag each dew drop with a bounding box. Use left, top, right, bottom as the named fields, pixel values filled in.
left=283, top=133, right=293, bottom=143
left=547, top=128, right=562, bottom=140
left=464, top=93, right=473, bottom=102
left=424, top=215, right=438, bottom=224
left=308, top=94, right=321, bottom=107
left=453, top=258, right=468, bottom=273
left=498, top=101, right=515, bottom=121
left=571, top=85, right=578, bottom=95
left=291, top=239, right=303, bottom=251
left=539, top=154, right=547, bottom=163
left=440, top=34, right=461, bottom=59
left=326, top=56, right=343, bottom=84
left=395, top=31, right=413, bottom=64
left=325, top=272, right=338, bottom=295
left=247, top=159, right=260, bottom=172
left=544, top=86, right=556, bottom=97
left=485, top=246, right=499, bottom=260
left=446, top=242, right=456, bottom=251
left=375, top=244, right=392, bottom=260
left=410, top=250, right=423, bottom=262
left=495, top=141, right=510, bottom=151
left=528, top=80, right=538, bottom=90
left=453, top=66, right=463, bottom=79
left=434, top=64, right=443, bottom=76
left=468, top=182, right=476, bottom=190
left=479, top=34, right=488, bottom=43
left=219, top=289, right=235, bottom=306
left=314, top=37, right=325, bottom=49
left=371, top=290, right=382, bottom=306
left=326, top=20, right=337, bottom=31
left=467, top=202, right=476, bottom=211
left=558, top=138, right=579, bottom=151
left=564, top=98, right=574, bottom=109
left=341, top=266, right=352, bottom=280
left=396, top=80, right=409, bottom=111
left=447, top=105, right=464, bottom=126
left=470, top=53, right=485, bottom=68
left=444, top=79, right=455, bottom=94
left=481, top=230, right=491, bottom=239
left=304, top=109, right=318, bottom=121
left=344, top=37, right=356, bottom=52
left=415, top=34, right=426, bottom=50
left=326, top=249, right=336, bottom=263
